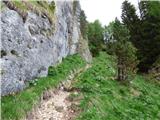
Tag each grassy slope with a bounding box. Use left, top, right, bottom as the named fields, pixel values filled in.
left=1, top=54, right=86, bottom=120
left=74, top=52, right=160, bottom=120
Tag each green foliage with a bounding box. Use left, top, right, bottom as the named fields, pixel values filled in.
left=28, top=79, right=38, bottom=86
left=49, top=1, right=55, bottom=13
left=74, top=52, right=160, bottom=120
left=121, top=0, right=139, bottom=31
left=138, top=1, right=160, bottom=72
left=139, top=1, right=160, bottom=20
left=104, top=21, right=116, bottom=54
left=104, top=21, right=115, bottom=42
left=121, top=0, right=141, bottom=53
left=1, top=54, right=86, bottom=120
left=112, top=18, right=130, bottom=42
left=87, top=20, right=104, bottom=56
left=3, top=1, right=55, bottom=24
left=121, top=0, right=160, bottom=72
left=108, top=18, right=138, bottom=81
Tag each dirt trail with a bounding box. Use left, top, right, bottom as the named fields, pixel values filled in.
left=25, top=64, right=90, bottom=120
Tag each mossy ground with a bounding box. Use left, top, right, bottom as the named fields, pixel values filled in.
left=1, top=54, right=86, bottom=120
left=73, top=52, right=160, bottom=120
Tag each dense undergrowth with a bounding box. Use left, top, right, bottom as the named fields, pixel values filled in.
left=74, top=52, right=160, bottom=120
left=1, top=54, right=86, bottom=120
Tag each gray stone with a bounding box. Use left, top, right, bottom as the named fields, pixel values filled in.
left=1, top=1, right=92, bottom=96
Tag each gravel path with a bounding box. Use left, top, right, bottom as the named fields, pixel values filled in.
left=25, top=64, right=90, bottom=120
left=26, top=89, right=71, bottom=120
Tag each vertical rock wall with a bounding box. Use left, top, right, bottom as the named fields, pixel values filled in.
left=0, top=1, right=91, bottom=96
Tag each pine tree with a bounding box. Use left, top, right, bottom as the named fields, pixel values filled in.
left=121, top=0, right=141, bottom=49
left=138, top=1, right=160, bottom=72
left=121, top=0, right=160, bottom=72
left=112, top=18, right=138, bottom=81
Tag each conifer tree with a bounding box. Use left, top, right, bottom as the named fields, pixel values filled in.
left=121, top=0, right=160, bottom=72
left=138, top=1, right=160, bottom=72
left=112, top=18, right=138, bottom=81
left=121, top=0, right=140, bottom=49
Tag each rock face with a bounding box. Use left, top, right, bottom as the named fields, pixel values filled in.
left=1, top=1, right=92, bottom=96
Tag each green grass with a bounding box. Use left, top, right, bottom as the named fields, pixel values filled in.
left=1, top=54, right=86, bottom=120
left=2, top=1, right=55, bottom=24
left=2, top=52, right=160, bottom=120
left=73, top=52, right=160, bottom=120
left=12, top=1, right=55, bottom=15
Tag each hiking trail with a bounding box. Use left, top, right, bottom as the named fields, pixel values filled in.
left=25, top=64, right=91, bottom=120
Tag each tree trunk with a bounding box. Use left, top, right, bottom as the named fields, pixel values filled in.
left=117, top=57, right=123, bottom=81
left=117, top=57, right=127, bottom=81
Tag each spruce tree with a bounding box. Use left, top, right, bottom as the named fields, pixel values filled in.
left=121, top=0, right=140, bottom=48
left=138, top=1, right=160, bottom=72
left=112, top=18, right=138, bottom=81
left=121, top=0, right=160, bottom=72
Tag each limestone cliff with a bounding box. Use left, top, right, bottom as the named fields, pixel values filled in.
left=0, top=1, right=92, bottom=96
